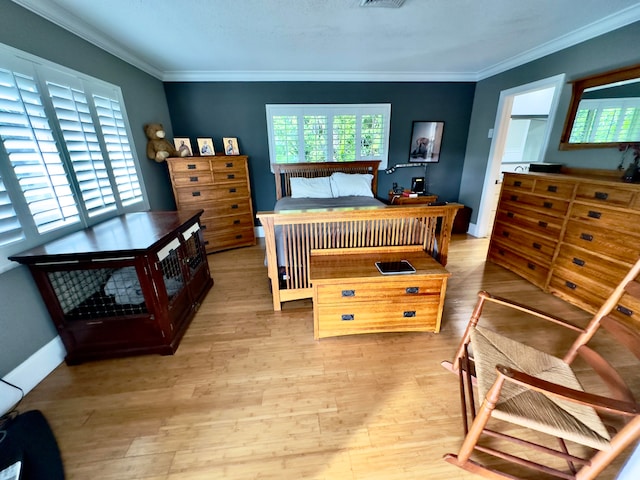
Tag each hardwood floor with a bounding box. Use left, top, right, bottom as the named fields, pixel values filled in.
left=17, top=235, right=637, bottom=479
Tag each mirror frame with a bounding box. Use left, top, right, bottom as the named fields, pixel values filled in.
left=559, top=63, right=640, bottom=150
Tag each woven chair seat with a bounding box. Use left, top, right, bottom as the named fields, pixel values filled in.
left=471, top=326, right=611, bottom=450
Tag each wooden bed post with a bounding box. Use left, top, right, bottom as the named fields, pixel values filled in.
left=257, top=213, right=283, bottom=311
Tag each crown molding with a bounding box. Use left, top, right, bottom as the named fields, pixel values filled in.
left=161, top=70, right=477, bottom=82
left=476, top=4, right=640, bottom=80
left=11, top=0, right=163, bottom=79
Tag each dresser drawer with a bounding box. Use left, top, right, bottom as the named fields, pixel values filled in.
left=203, top=227, right=255, bottom=251
left=491, top=222, right=557, bottom=263
left=206, top=198, right=253, bottom=217
left=500, top=190, right=569, bottom=216
left=200, top=212, right=254, bottom=235
left=533, top=178, right=575, bottom=199
left=554, top=244, right=629, bottom=287
left=563, top=220, right=640, bottom=262
left=548, top=267, right=614, bottom=314
left=570, top=203, right=640, bottom=236
left=315, top=278, right=444, bottom=305
left=496, top=204, right=564, bottom=239
left=174, top=186, right=219, bottom=205
left=208, top=183, right=251, bottom=201
left=316, top=299, right=440, bottom=338
left=502, top=174, right=534, bottom=192
left=171, top=171, right=213, bottom=187
left=211, top=162, right=248, bottom=183
left=488, top=245, right=550, bottom=289
left=168, top=158, right=211, bottom=174
left=575, top=183, right=634, bottom=207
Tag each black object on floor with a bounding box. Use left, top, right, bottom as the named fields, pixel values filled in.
left=0, top=410, right=64, bottom=479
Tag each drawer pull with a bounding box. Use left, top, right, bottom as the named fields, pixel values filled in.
left=233, top=219, right=240, bottom=225
left=187, top=164, right=196, bottom=170
left=527, top=263, right=536, bottom=270
left=403, top=311, right=416, bottom=318
left=507, top=212, right=514, bottom=218
left=341, top=314, right=354, bottom=321
left=547, top=185, right=558, bottom=192
left=502, top=231, right=509, bottom=237
left=405, top=287, right=419, bottom=294
left=225, top=162, right=233, bottom=168
left=580, top=233, right=593, bottom=242
left=191, top=191, right=201, bottom=197
left=572, top=258, right=585, bottom=267
left=510, top=195, right=518, bottom=201
left=588, top=210, right=601, bottom=219
left=342, top=289, right=355, bottom=297
left=204, top=240, right=209, bottom=245
left=235, top=234, right=242, bottom=239
left=498, top=249, right=505, bottom=255
left=532, top=242, right=541, bottom=250
left=538, top=221, right=548, bottom=228
left=85, top=320, right=104, bottom=325
left=189, top=176, right=199, bottom=182
left=543, top=201, right=553, bottom=209
left=229, top=188, right=237, bottom=193
left=231, top=204, right=239, bottom=209
left=616, top=305, right=633, bottom=317
left=201, top=224, right=207, bottom=230
left=595, top=191, right=609, bottom=200
left=227, top=174, right=235, bottom=179
left=565, top=281, right=577, bottom=290
left=514, top=181, right=522, bottom=187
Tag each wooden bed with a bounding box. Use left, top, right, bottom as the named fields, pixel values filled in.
left=257, top=161, right=462, bottom=311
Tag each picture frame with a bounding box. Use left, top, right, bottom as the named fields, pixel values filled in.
left=197, top=138, right=215, bottom=156
left=173, top=137, right=193, bottom=157
left=223, top=137, right=240, bottom=156
left=408, top=121, right=444, bottom=163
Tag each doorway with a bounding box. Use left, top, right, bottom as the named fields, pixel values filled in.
left=473, top=74, right=565, bottom=238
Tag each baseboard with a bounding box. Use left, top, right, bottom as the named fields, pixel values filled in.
left=255, top=226, right=264, bottom=238
left=466, top=222, right=481, bottom=238
left=1, top=336, right=66, bottom=415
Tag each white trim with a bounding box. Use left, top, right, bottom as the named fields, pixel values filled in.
left=255, top=226, right=264, bottom=238
left=0, top=336, right=66, bottom=415
left=466, top=222, right=481, bottom=238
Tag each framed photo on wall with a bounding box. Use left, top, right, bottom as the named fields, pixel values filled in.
left=223, top=137, right=240, bottom=155
left=197, top=138, right=215, bottom=156
left=173, top=137, right=193, bottom=157
left=408, top=121, right=444, bottom=163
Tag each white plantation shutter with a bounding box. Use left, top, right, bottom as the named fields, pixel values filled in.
left=570, top=98, right=640, bottom=143
left=0, top=44, right=147, bottom=272
left=266, top=104, right=390, bottom=168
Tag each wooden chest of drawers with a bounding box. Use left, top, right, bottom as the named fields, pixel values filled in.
left=309, top=249, right=450, bottom=339
left=489, top=171, right=640, bottom=318
left=167, top=155, right=256, bottom=253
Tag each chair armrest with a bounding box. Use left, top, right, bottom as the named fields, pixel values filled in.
left=496, top=364, right=640, bottom=417
left=483, top=292, right=585, bottom=333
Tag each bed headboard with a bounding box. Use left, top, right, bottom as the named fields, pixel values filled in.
left=273, top=161, right=381, bottom=200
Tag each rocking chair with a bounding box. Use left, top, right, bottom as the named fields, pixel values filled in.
left=443, top=257, right=640, bottom=479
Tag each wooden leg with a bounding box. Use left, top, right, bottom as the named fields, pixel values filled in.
left=451, top=291, right=490, bottom=371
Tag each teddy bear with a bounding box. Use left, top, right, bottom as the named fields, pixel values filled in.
left=144, top=123, right=187, bottom=162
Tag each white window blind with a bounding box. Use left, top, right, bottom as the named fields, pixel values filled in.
left=569, top=98, right=640, bottom=143
left=266, top=104, right=390, bottom=168
left=0, top=44, right=147, bottom=273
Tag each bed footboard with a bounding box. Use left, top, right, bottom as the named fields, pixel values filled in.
left=257, top=204, right=462, bottom=311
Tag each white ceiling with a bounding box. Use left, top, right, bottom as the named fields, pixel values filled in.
left=12, top=0, right=640, bottom=82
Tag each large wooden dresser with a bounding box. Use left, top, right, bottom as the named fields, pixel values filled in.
left=167, top=155, right=256, bottom=253
left=488, top=170, right=640, bottom=321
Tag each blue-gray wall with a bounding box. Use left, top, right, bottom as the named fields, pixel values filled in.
left=459, top=22, right=640, bottom=224
left=0, top=0, right=174, bottom=375
left=163, top=81, right=476, bottom=212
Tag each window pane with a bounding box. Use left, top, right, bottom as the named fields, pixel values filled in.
left=303, top=115, right=327, bottom=162
left=47, top=81, right=116, bottom=217
left=0, top=68, right=79, bottom=233
left=272, top=115, right=299, bottom=163
left=360, top=114, right=384, bottom=157
left=332, top=115, right=356, bottom=161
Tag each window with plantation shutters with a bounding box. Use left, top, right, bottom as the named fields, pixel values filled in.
left=569, top=97, right=640, bottom=143
left=265, top=104, right=390, bottom=169
left=0, top=44, right=147, bottom=273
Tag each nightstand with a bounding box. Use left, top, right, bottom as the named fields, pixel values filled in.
left=388, top=191, right=438, bottom=205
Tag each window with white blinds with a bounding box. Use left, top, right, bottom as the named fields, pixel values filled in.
left=265, top=104, right=391, bottom=169
left=569, top=97, right=640, bottom=143
left=0, top=44, right=147, bottom=273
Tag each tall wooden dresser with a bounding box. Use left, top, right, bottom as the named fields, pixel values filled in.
left=167, top=155, right=256, bottom=253
left=488, top=170, right=640, bottom=320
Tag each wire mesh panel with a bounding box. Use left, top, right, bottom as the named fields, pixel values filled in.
left=48, top=267, right=148, bottom=320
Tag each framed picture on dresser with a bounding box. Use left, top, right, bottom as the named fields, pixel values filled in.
left=197, top=138, right=215, bottom=156
left=173, top=137, right=193, bottom=157
left=223, top=137, right=240, bottom=155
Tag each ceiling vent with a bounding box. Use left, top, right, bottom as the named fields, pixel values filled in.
left=360, top=0, right=406, bottom=7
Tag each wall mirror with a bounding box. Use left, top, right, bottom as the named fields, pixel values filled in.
left=560, top=63, right=640, bottom=150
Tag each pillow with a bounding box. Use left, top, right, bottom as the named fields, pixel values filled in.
left=289, top=176, right=334, bottom=198
left=330, top=172, right=374, bottom=197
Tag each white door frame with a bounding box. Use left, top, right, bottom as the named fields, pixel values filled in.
left=470, top=73, right=566, bottom=238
